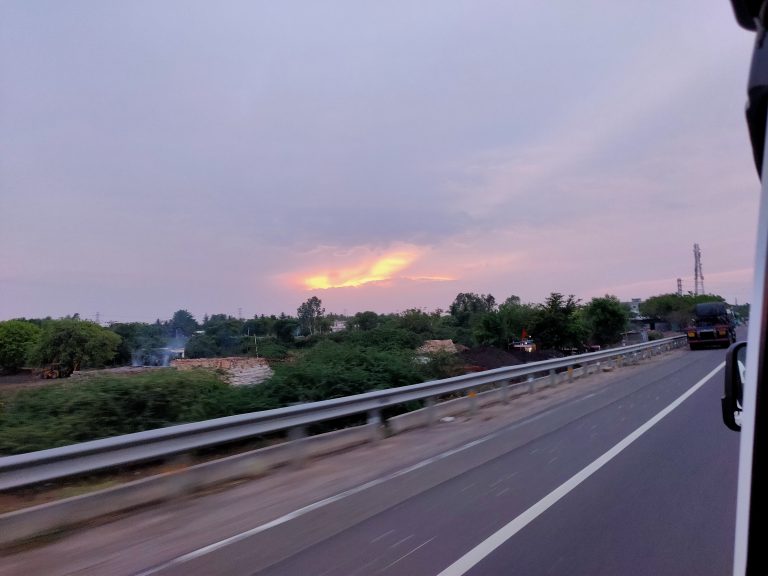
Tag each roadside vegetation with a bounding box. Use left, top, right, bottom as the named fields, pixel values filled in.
left=0, top=291, right=745, bottom=455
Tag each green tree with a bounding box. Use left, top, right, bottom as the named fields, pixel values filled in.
left=273, top=314, right=300, bottom=344
left=639, top=293, right=725, bottom=329
left=332, top=324, right=421, bottom=350
left=470, top=296, right=537, bottom=350
left=169, top=309, right=198, bottom=337
left=110, top=322, right=166, bottom=365
left=200, top=314, right=246, bottom=355
left=349, top=311, right=381, bottom=331
left=498, top=296, right=537, bottom=344
left=583, top=295, right=629, bottom=346
left=530, top=293, right=586, bottom=351
left=395, top=309, right=435, bottom=336
left=0, top=320, right=40, bottom=372
left=473, top=312, right=505, bottom=347
left=184, top=334, right=219, bottom=358
left=29, top=319, right=122, bottom=376
left=243, top=315, right=275, bottom=337
left=449, top=292, right=497, bottom=327
left=297, top=296, right=325, bottom=336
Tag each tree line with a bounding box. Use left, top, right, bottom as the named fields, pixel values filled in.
left=0, top=290, right=747, bottom=378
left=0, top=292, right=636, bottom=377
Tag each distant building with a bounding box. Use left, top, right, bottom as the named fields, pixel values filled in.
left=624, top=298, right=643, bottom=317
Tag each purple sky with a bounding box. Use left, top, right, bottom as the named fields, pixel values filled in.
left=0, top=1, right=760, bottom=323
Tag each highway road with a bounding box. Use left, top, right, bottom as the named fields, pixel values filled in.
left=1, top=344, right=737, bottom=576
left=139, top=345, right=737, bottom=576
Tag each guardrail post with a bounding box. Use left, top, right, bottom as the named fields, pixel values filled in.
left=367, top=409, right=383, bottom=442
left=568, top=365, right=574, bottom=382
left=527, top=374, right=535, bottom=394
left=549, top=369, right=556, bottom=388
left=426, top=396, right=437, bottom=426
left=164, top=453, right=195, bottom=494
left=468, top=390, right=478, bottom=415
left=288, top=425, right=307, bottom=467
left=500, top=380, right=510, bottom=404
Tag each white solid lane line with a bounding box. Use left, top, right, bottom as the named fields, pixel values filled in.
left=135, top=389, right=603, bottom=576
left=379, top=537, right=436, bottom=573
left=436, top=362, right=725, bottom=576
left=370, top=529, right=395, bottom=544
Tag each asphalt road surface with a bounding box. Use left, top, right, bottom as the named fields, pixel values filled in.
left=143, top=345, right=737, bottom=576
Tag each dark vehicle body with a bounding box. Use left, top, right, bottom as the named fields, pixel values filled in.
left=687, top=302, right=736, bottom=349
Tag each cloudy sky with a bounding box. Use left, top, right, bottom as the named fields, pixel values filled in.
left=0, top=1, right=760, bottom=323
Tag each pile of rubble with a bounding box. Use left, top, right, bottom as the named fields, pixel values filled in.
left=170, top=357, right=273, bottom=386
left=417, top=340, right=465, bottom=354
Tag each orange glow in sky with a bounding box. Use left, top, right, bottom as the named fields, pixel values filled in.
left=301, top=250, right=454, bottom=290
left=304, top=252, right=415, bottom=289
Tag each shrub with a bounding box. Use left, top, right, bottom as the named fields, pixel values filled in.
left=0, top=369, right=243, bottom=454
left=0, top=320, right=40, bottom=373
left=252, top=340, right=425, bottom=409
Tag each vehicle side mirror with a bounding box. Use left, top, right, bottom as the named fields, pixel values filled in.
left=723, top=341, right=747, bottom=431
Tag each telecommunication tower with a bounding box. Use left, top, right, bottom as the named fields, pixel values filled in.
left=693, top=243, right=705, bottom=296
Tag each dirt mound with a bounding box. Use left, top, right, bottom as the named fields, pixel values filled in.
left=459, top=347, right=523, bottom=371
left=458, top=346, right=567, bottom=372
left=516, top=349, right=564, bottom=363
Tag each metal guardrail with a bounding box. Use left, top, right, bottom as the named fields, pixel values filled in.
left=0, top=336, right=686, bottom=490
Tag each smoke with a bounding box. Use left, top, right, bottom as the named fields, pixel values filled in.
left=130, top=335, right=188, bottom=367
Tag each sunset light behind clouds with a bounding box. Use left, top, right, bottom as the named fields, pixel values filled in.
left=300, top=247, right=455, bottom=291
